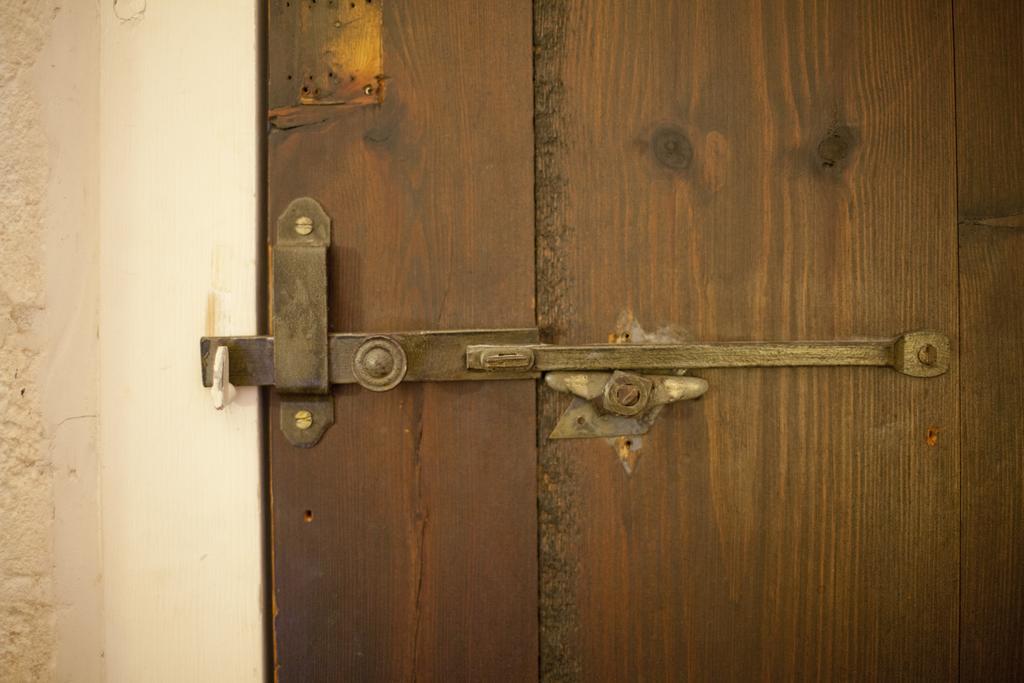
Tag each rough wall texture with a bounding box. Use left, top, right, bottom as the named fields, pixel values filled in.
left=1, top=2, right=101, bottom=681
left=0, top=2, right=58, bottom=679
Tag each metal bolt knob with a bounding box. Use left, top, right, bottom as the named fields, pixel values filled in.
left=362, top=347, right=395, bottom=378
left=353, top=336, right=408, bottom=391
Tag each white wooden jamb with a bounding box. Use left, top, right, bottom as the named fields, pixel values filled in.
left=99, top=1, right=264, bottom=679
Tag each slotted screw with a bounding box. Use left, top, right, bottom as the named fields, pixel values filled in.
left=294, top=410, right=313, bottom=430
left=917, top=343, right=937, bottom=367
left=613, top=383, right=641, bottom=407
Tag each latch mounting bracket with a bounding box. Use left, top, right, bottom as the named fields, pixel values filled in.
left=273, top=197, right=332, bottom=447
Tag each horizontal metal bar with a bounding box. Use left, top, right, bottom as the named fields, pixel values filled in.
left=203, top=328, right=950, bottom=388
left=482, top=341, right=892, bottom=370
left=466, top=330, right=950, bottom=378
left=200, top=328, right=539, bottom=387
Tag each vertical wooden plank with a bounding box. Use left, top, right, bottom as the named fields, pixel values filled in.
left=955, top=1, right=1024, bottom=223
left=955, top=2, right=1024, bottom=677
left=536, top=1, right=959, bottom=679
left=267, top=2, right=536, bottom=680
left=99, top=1, right=264, bottom=680
left=959, top=224, right=1024, bottom=678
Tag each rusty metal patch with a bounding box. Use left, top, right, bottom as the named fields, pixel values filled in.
left=268, top=0, right=384, bottom=128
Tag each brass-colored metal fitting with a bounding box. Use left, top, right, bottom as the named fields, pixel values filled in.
left=602, top=371, right=654, bottom=416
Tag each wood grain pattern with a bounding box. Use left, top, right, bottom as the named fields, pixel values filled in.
left=955, top=2, right=1024, bottom=677
left=267, top=2, right=536, bottom=680
left=535, top=1, right=959, bottom=678
left=954, top=0, right=1024, bottom=223
left=959, top=224, right=1024, bottom=680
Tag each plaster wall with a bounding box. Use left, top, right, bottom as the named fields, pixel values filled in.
left=1, top=2, right=262, bottom=679
left=0, top=1, right=103, bottom=681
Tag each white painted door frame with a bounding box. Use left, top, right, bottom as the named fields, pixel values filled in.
left=99, top=2, right=264, bottom=679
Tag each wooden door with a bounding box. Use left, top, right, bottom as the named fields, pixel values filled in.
left=267, top=2, right=536, bottom=680
left=265, top=1, right=1024, bottom=680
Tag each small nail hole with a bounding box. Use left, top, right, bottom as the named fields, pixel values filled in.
left=304, top=510, right=314, bottom=522
left=576, top=416, right=586, bottom=425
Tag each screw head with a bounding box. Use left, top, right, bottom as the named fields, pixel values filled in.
left=602, top=371, right=653, bottom=416
left=363, top=84, right=374, bottom=95
left=294, top=216, right=314, bottom=235
left=917, top=343, right=937, bottom=366
left=294, top=409, right=313, bottom=430
left=613, top=383, right=641, bottom=407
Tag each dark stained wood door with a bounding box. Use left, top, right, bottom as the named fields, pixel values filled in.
left=267, top=2, right=536, bottom=680
left=956, top=2, right=1024, bottom=679
left=534, top=2, right=960, bottom=679
left=265, top=1, right=1024, bottom=680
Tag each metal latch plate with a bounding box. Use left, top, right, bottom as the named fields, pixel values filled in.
left=272, top=197, right=332, bottom=447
